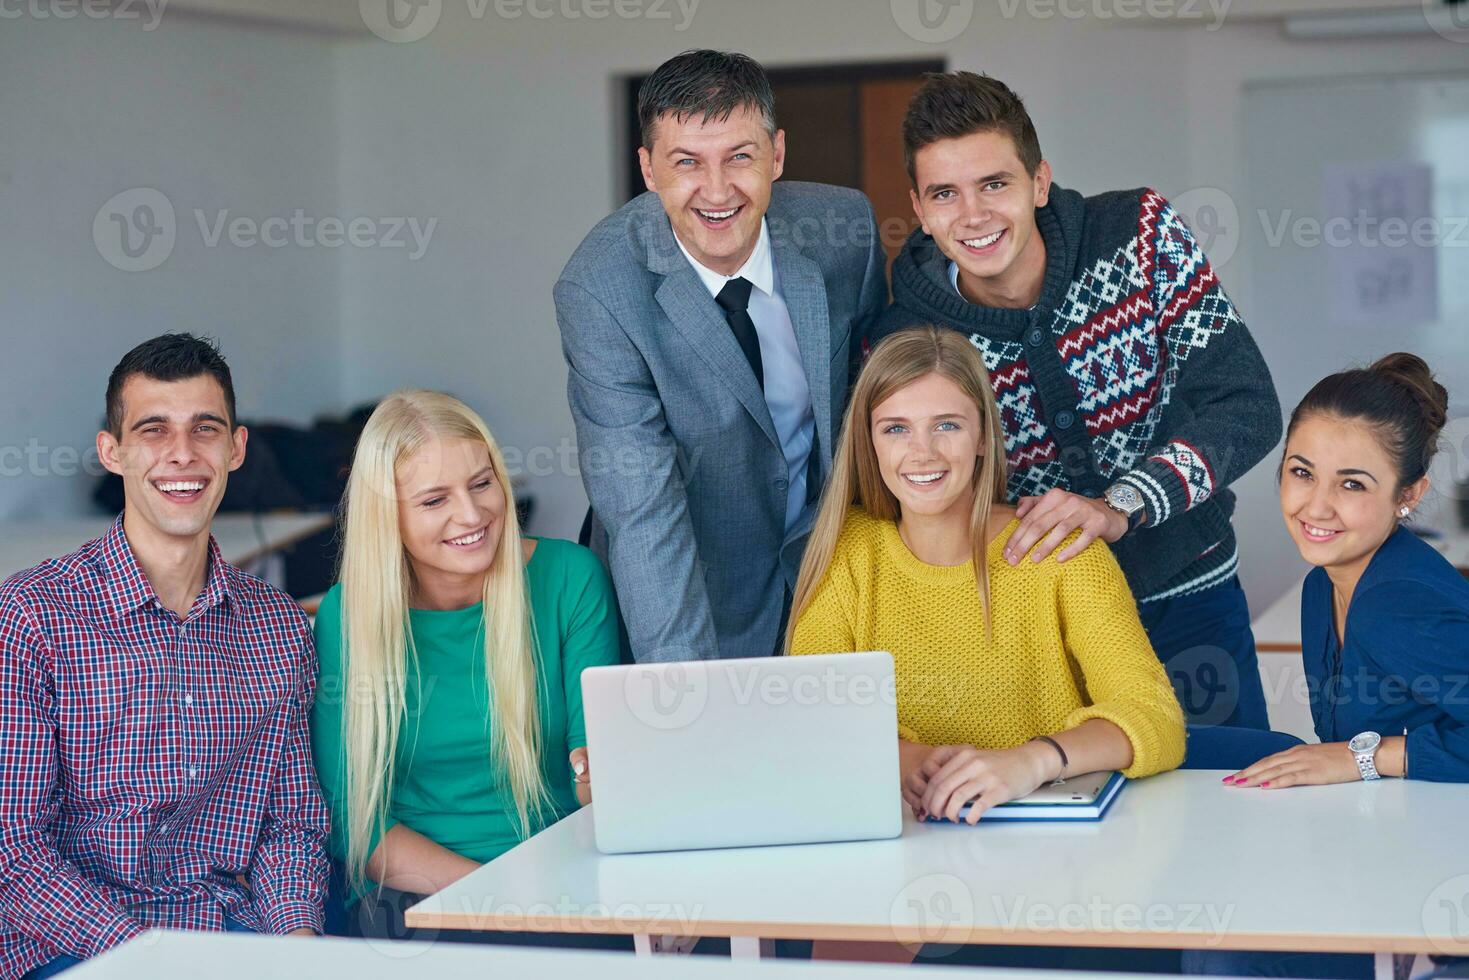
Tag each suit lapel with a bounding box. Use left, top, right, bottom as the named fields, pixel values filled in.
left=642, top=210, right=780, bottom=451
left=772, top=235, right=833, bottom=469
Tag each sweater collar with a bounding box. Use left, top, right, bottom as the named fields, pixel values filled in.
left=892, top=184, right=1085, bottom=340
left=876, top=513, right=1020, bottom=586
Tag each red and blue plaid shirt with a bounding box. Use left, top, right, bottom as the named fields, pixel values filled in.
left=0, top=516, right=328, bottom=976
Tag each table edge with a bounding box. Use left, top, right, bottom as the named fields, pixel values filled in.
left=400, top=909, right=1469, bottom=955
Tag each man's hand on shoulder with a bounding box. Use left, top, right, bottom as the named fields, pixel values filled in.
left=1005, top=488, right=1128, bottom=566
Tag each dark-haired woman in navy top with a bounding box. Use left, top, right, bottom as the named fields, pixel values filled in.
left=1291, top=523, right=1469, bottom=782
left=1228, top=352, right=1468, bottom=790
left=1186, top=353, right=1467, bottom=978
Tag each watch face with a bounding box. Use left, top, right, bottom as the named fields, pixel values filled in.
left=1349, top=731, right=1381, bottom=753
left=1108, top=485, right=1141, bottom=511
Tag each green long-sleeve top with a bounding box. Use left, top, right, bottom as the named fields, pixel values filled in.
left=310, top=537, right=619, bottom=897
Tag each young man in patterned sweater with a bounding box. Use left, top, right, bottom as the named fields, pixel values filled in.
left=875, top=71, right=1281, bottom=731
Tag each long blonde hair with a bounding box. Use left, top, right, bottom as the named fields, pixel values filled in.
left=337, top=390, right=547, bottom=895
left=787, top=326, right=1010, bottom=649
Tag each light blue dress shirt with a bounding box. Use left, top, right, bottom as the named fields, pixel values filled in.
left=675, top=220, right=815, bottom=533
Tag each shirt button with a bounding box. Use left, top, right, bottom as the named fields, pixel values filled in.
left=183, top=694, right=194, bottom=706
left=774, top=478, right=789, bottom=492
left=1055, top=410, right=1076, bottom=430
left=188, top=766, right=199, bottom=779
left=1027, top=328, right=1046, bottom=346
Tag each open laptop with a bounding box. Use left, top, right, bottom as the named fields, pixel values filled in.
left=581, top=651, right=902, bottom=854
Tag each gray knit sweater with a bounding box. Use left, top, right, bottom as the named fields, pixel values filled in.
left=874, top=185, right=1282, bottom=602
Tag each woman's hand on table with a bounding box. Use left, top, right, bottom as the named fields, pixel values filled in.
left=1224, top=742, right=1361, bottom=788
left=906, top=742, right=1057, bottom=824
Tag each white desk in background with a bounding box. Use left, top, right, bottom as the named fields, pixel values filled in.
left=408, top=770, right=1469, bottom=977
left=74, top=928, right=1173, bottom=980
left=0, top=511, right=334, bottom=584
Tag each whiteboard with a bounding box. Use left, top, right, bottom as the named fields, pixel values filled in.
left=1243, top=74, right=1469, bottom=388
left=1224, top=73, right=1469, bottom=611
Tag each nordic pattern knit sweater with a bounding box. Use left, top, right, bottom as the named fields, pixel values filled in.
left=790, top=507, right=1186, bottom=779
left=875, top=186, right=1282, bottom=602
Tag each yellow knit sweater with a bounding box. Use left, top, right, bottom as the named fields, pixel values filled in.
left=791, top=507, right=1185, bottom=778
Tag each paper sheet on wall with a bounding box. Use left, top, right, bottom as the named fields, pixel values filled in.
left=1321, top=162, right=1438, bottom=327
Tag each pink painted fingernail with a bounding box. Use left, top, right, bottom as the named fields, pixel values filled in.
left=1221, top=775, right=1234, bottom=783
left=1260, top=781, right=1271, bottom=788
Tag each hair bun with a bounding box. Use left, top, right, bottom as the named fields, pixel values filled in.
left=1370, top=351, right=1448, bottom=437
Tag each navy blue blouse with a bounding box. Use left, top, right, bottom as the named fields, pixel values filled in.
left=1300, top=525, right=1469, bottom=782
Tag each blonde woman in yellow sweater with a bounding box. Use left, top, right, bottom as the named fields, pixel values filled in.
left=788, top=326, right=1185, bottom=826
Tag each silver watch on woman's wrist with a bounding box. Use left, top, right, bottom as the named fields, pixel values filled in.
left=1349, top=731, right=1382, bottom=781
left=1103, top=482, right=1148, bottom=533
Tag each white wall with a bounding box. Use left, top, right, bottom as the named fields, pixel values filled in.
left=0, top=12, right=342, bottom=520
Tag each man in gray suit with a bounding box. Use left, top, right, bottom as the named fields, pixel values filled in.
left=555, top=50, right=887, bottom=663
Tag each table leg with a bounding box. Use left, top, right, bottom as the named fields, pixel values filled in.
left=634, top=934, right=653, bottom=957
left=730, top=936, right=775, bottom=959
left=1390, top=953, right=1425, bottom=980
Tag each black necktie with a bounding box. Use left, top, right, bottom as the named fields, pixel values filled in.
left=714, top=276, right=764, bottom=390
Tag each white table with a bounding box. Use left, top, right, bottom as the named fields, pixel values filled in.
left=407, top=770, right=1469, bottom=975
left=0, top=511, right=333, bottom=583
left=72, top=928, right=1170, bottom=979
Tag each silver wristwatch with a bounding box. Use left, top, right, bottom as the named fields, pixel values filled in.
left=1349, top=731, right=1382, bottom=781
left=1102, top=482, right=1148, bottom=533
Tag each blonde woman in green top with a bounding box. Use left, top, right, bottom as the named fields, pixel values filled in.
left=311, top=390, right=623, bottom=945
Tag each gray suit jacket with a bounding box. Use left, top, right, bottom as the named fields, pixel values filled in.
left=554, top=181, right=887, bottom=663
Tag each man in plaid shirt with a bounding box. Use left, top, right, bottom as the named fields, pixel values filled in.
left=0, top=334, right=329, bottom=977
